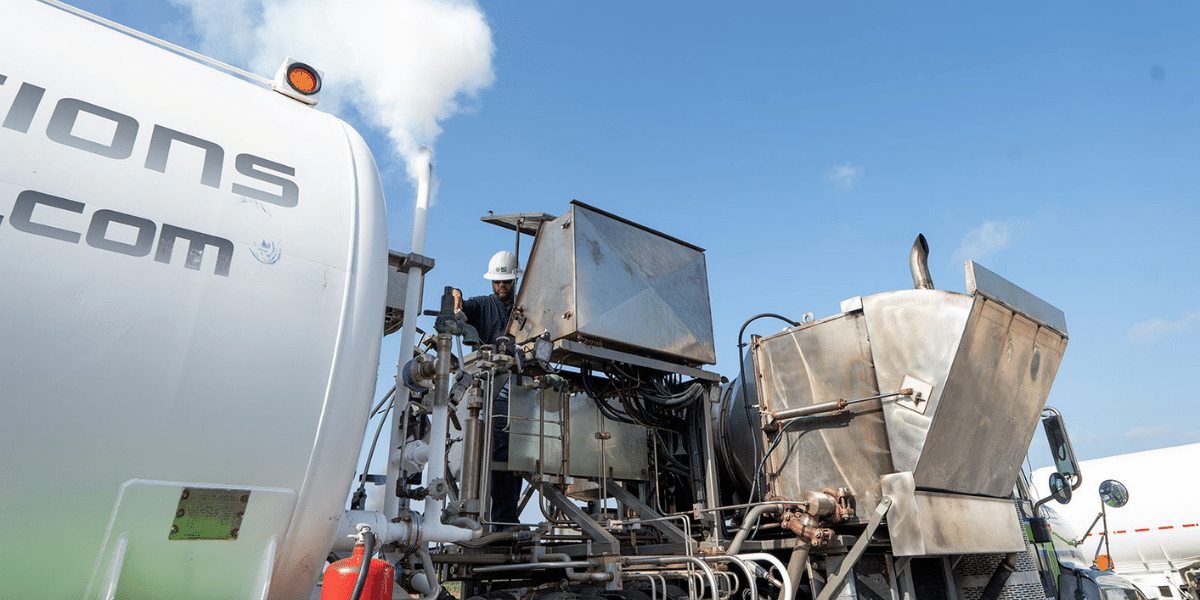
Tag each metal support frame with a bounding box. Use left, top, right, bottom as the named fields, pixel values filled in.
left=815, top=496, right=893, bottom=600
left=539, top=482, right=619, bottom=555
left=552, top=340, right=721, bottom=382
left=700, top=385, right=723, bottom=544
left=606, top=479, right=689, bottom=545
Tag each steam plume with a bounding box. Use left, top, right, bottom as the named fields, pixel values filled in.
left=168, top=0, right=495, bottom=180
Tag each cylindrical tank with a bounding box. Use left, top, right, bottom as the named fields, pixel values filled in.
left=713, top=352, right=764, bottom=502
left=0, top=2, right=387, bottom=598
left=321, top=539, right=395, bottom=600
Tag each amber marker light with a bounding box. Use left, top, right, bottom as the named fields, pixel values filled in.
left=287, top=63, right=321, bottom=95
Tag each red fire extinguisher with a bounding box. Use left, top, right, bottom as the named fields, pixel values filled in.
left=322, top=524, right=395, bottom=600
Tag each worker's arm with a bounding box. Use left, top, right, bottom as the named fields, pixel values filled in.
left=451, top=288, right=472, bottom=323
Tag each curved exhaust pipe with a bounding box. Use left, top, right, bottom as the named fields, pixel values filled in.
left=910, top=234, right=934, bottom=290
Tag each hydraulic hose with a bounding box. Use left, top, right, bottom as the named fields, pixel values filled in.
left=735, top=313, right=801, bottom=502
left=349, top=529, right=376, bottom=600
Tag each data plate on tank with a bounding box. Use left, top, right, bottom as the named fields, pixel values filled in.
left=169, top=487, right=250, bottom=541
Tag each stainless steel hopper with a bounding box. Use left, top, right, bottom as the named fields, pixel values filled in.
left=752, top=261, right=1068, bottom=554
left=508, top=201, right=716, bottom=366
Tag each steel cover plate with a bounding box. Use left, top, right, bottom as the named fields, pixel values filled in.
left=754, top=311, right=891, bottom=510
left=882, top=472, right=1026, bottom=557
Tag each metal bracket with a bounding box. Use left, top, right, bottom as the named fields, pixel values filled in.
left=539, top=482, right=619, bottom=550
left=605, top=478, right=688, bottom=545
left=896, top=375, right=934, bottom=414
left=814, top=496, right=892, bottom=600
left=388, top=250, right=435, bottom=274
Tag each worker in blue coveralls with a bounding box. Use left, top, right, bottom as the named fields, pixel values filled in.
left=451, top=250, right=523, bottom=530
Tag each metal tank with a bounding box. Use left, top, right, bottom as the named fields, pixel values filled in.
left=720, top=255, right=1068, bottom=555
left=0, top=3, right=387, bottom=598
left=507, top=201, right=716, bottom=366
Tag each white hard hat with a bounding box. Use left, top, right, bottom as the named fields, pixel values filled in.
left=484, top=250, right=522, bottom=281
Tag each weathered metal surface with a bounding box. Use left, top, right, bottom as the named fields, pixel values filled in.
left=509, top=201, right=716, bottom=366
left=910, top=297, right=1067, bottom=497
left=882, top=472, right=1027, bottom=556
left=753, top=311, right=891, bottom=511
left=749, top=261, right=1068, bottom=512
left=967, top=261, right=1067, bottom=336
left=507, top=381, right=649, bottom=481
left=859, top=289, right=972, bottom=483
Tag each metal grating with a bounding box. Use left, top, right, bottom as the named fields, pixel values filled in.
left=953, top=505, right=1049, bottom=600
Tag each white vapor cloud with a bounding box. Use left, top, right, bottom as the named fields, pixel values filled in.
left=169, top=0, right=496, bottom=180
left=1129, top=310, right=1200, bottom=344
left=826, top=162, right=864, bottom=191
left=952, top=219, right=1030, bottom=263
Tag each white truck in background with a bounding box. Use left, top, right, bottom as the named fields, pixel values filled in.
left=1033, top=445, right=1200, bottom=600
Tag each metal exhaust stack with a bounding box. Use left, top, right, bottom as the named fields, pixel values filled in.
left=910, top=233, right=934, bottom=290
left=387, top=146, right=434, bottom=519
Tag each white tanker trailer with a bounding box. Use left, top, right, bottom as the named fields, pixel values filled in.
left=0, top=2, right=1114, bottom=600
left=0, top=1, right=389, bottom=598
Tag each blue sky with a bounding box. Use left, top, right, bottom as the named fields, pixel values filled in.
left=67, top=0, right=1200, bottom=470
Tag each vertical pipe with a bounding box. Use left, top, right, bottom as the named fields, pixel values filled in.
left=701, top=384, right=722, bottom=543
left=386, top=146, right=434, bottom=519
left=909, top=233, right=934, bottom=290
left=786, top=546, right=810, bottom=600
left=409, top=146, right=433, bottom=258
left=460, top=380, right=484, bottom=519
left=478, top=370, right=496, bottom=527
left=417, top=332, right=476, bottom=544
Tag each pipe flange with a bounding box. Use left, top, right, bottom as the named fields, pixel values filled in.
left=398, top=512, right=422, bottom=555
left=781, top=510, right=835, bottom=547
left=819, top=487, right=855, bottom=523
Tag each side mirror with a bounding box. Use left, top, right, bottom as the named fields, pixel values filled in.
left=1049, top=472, right=1073, bottom=504
left=1099, top=479, right=1129, bottom=508
left=1043, top=408, right=1081, bottom=489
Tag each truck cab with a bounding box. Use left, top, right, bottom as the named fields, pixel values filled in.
left=1060, top=569, right=1148, bottom=600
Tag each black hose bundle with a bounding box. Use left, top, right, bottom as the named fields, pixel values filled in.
left=580, top=362, right=704, bottom=433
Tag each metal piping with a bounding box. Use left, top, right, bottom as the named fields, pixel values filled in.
left=813, top=497, right=892, bottom=600
left=388, top=147, right=434, bottom=520
left=737, top=553, right=793, bottom=600
left=470, top=561, right=595, bottom=574
left=624, top=556, right=719, bottom=600
left=910, top=233, right=934, bottom=290
left=333, top=512, right=414, bottom=552
left=702, top=556, right=758, bottom=600
left=414, top=548, right=444, bottom=600
left=786, top=547, right=809, bottom=600
left=627, top=574, right=660, bottom=600
left=726, top=502, right=789, bottom=555
left=472, top=553, right=610, bottom=583
left=979, top=553, right=1020, bottom=600
left=459, top=380, right=484, bottom=519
